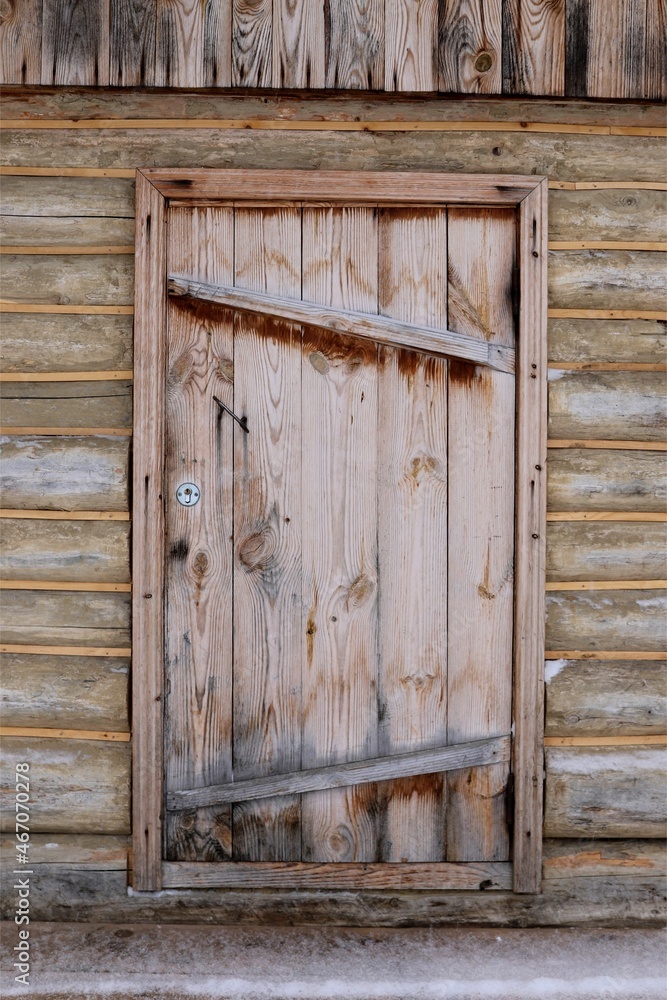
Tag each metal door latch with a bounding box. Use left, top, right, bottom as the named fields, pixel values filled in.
left=176, top=483, right=201, bottom=506
left=213, top=395, right=249, bottom=433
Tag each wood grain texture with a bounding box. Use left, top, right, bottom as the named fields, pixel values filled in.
left=446, top=207, right=515, bottom=864
left=0, top=737, right=130, bottom=834
left=0, top=518, right=129, bottom=583
left=547, top=318, right=666, bottom=365
left=109, top=0, right=156, bottom=85
left=0, top=215, right=135, bottom=248
left=0, top=832, right=129, bottom=868
left=0, top=0, right=41, bottom=83
left=164, top=208, right=235, bottom=864
left=545, top=747, right=667, bottom=837
left=0, top=380, right=132, bottom=430
left=385, top=0, right=438, bottom=90
left=231, top=207, right=302, bottom=862
left=41, top=0, right=110, bottom=86
left=548, top=250, right=666, bottom=311
left=0, top=174, right=135, bottom=217
left=502, top=0, right=564, bottom=96
left=542, top=838, right=667, bottom=878
left=1, top=652, right=130, bottom=731
left=272, top=0, right=325, bottom=87
left=547, top=521, right=667, bottom=583
left=156, top=0, right=231, bottom=86
left=548, top=371, right=666, bottom=442
left=645, top=0, right=667, bottom=99
left=547, top=449, right=666, bottom=512
left=549, top=189, right=667, bottom=242
left=0, top=254, right=134, bottom=306
left=232, top=0, right=272, bottom=85
left=546, top=589, right=667, bottom=652
left=439, top=0, right=502, bottom=93
left=545, top=659, right=667, bottom=737
left=325, top=0, right=384, bottom=88
left=0, top=588, right=129, bottom=646
left=301, top=206, right=379, bottom=863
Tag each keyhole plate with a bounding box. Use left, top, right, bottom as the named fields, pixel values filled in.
left=176, top=483, right=201, bottom=507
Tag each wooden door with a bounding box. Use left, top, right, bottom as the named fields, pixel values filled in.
left=132, top=170, right=547, bottom=894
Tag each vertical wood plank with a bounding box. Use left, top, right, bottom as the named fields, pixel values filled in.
left=566, top=0, right=647, bottom=98
left=502, top=0, right=565, bottom=96
left=132, top=172, right=166, bottom=890
left=301, top=207, right=379, bottom=863
left=325, top=0, right=384, bottom=89
left=272, top=0, right=325, bottom=88
left=0, top=0, right=42, bottom=83
left=232, top=0, right=271, bottom=85
left=109, top=0, right=156, bottom=85
left=439, top=0, right=502, bottom=93
left=385, top=0, right=438, bottom=91
left=513, top=181, right=547, bottom=893
left=41, top=0, right=110, bottom=85
left=645, top=0, right=667, bottom=99
left=232, top=208, right=303, bottom=861
left=377, top=209, right=448, bottom=862
left=157, top=0, right=231, bottom=87
left=446, top=208, right=515, bottom=863
left=164, top=208, right=235, bottom=862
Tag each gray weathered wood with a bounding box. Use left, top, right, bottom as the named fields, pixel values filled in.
left=549, top=189, right=667, bottom=242
left=0, top=435, right=130, bottom=511
left=545, top=747, right=667, bottom=837
left=0, top=254, right=134, bottom=306
left=0, top=652, right=130, bottom=731
left=542, top=838, right=667, bottom=878
left=547, top=449, right=666, bottom=512
left=41, top=0, right=110, bottom=86
left=155, top=0, right=231, bottom=87
left=385, top=0, right=437, bottom=91
left=272, top=0, right=324, bottom=88
left=109, top=0, right=156, bottom=86
left=0, top=589, right=130, bottom=646
left=325, top=0, right=384, bottom=89
left=168, top=736, right=511, bottom=810
left=168, top=276, right=515, bottom=373
left=0, top=518, right=130, bottom=582
left=503, top=0, right=564, bottom=96
left=0, top=174, right=135, bottom=218
left=0, top=380, right=132, bottom=430
left=548, top=250, right=666, bottom=311
left=548, top=371, right=666, bottom=442
left=545, top=659, right=667, bottom=737
left=546, top=589, right=667, bottom=652
left=232, top=0, right=272, bottom=87
left=0, top=737, right=129, bottom=834
left=0, top=833, right=129, bottom=867
left=546, top=521, right=667, bottom=582
left=547, top=318, right=666, bottom=365
left=439, top=0, right=502, bottom=94
left=566, top=0, right=647, bottom=99
left=645, top=0, right=667, bottom=100
left=0, top=313, right=133, bottom=373
left=0, top=215, right=135, bottom=247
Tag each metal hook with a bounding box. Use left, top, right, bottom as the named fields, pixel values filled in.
left=213, top=395, right=249, bottom=433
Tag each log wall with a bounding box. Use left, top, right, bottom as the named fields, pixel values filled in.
left=0, top=92, right=665, bottom=925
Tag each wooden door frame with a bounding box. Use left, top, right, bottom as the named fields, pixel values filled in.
left=132, top=169, right=547, bottom=894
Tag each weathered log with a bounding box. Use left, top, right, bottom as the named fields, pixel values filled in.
left=0, top=435, right=130, bottom=511
left=0, top=517, right=130, bottom=582
left=548, top=250, right=666, bottom=311
left=0, top=254, right=134, bottom=306
left=548, top=371, right=666, bottom=442
left=0, top=215, right=135, bottom=247
left=0, top=313, right=133, bottom=373
left=0, top=589, right=130, bottom=646
left=547, top=318, right=666, bottom=365
left=542, top=838, right=667, bottom=877
left=0, top=379, right=132, bottom=430
left=546, top=521, right=667, bottom=581
left=544, top=747, right=667, bottom=838
left=549, top=189, right=667, bottom=242
left=0, top=833, right=129, bottom=867
left=546, top=589, right=667, bottom=651
left=0, top=737, right=130, bottom=834
left=545, top=659, right=667, bottom=736
left=0, top=653, right=130, bottom=731
left=0, top=173, right=135, bottom=217
left=547, top=449, right=666, bottom=512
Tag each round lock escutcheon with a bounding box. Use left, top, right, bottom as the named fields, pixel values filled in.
left=176, top=483, right=201, bottom=507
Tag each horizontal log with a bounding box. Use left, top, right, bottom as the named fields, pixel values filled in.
left=0, top=737, right=130, bottom=834
left=544, top=736, right=667, bottom=746
left=1, top=128, right=664, bottom=182
left=1, top=313, right=122, bottom=373
left=0, top=435, right=130, bottom=510
left=169, top=278, right=514, bottom=373
left=546, top=521, right=667, bottom=582
left=549, top=189, right=667, bottom=242
left=0, top=254, right=134, bottom=306
left=0, top=652, right=130, bottom=731
left=0, top=380, right=132, bottom=430
left=546, top=589, right=667, bottom=652
left=548, top=371, right=666, bottom=442
left=548, top=441, right=666, bottom=451
left=545, top=651, right=665, bottom=660
left=0, top=833, right=129, bottom=867
left=0, top=589, right=130, bottom=645
left=0, top=509, right=131, bottom=520
left=0, top=304, right=134, bottom=314
left=547, top=318, right=666, bottom=365
left=544, top=747, right=667, bottom=838
left=0, top=215, right=135, bottom=247
left=1, top=644, right=132, bottom=656
left=542, top=839, right=667, bottom=878
left=168, top=735, right=511, bottom=811
left=1, top=514, right=130, bottom=583
left=547, top=511, right=667, bottom=522
left=546, top=449, right=666, bottom=512
left=548, top=251, right=666, bottom=311
left=545, top=659, right=667, bottom=737
left=0, top=174, right=135, bottom=216
left=0, top=726, right=130, bottom=741
left=546, top=580, right=667, bottom=591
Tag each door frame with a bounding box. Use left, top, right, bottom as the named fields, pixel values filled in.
left=132, top=169, right=547, bottom=894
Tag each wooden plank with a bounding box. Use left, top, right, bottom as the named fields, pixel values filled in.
left=0, top=371, right=133, bottom=382
left=0, top=254, right=134, bottom=307
left=272, top=0, right=324, bottom=88
left=301, top=206, right=379, bottom=863
left=41, top=0, right=110, bottom=86
left=0, top=517, right=130, bottom=583
left=546, top=589, right=667, bottom=653
left=168, top=277, right=514, bottom=373
left=446, top=207, right=516, bottom=866
left=0, top=428, right=132, bottom=437
left=0, top=580, right=131, bottom=591
left=1, top=643, right=131, bottom=656
left=156, top=0, right=231, bottom=86
left=385, top=0, right=437, bottom=91
left=549, top=241, right=667, bottom=252
left=547, top=521, right=667, bottom=583
left=168, top=737, right=512, bottom=810
left=0, top=588, right=130, bottom=646
left=0, top=216, right=135, bottom=247
left=109, top=0, right=156, bottom=85
left=547, top=449, right=666, bottom=512
left=549, top=189, right=667, bottom=241
left=0, top=833, right=130, bottom=868
left=232, top=0, right=272, bottom=86
left=131, top=171, right=166, bottom=891
left=547, top=512, right=667, bottom=523
left=581, top=0, right=647, bottom=99
left=546, top=580, right=667, bottom=591
left=546, top=650, right=666, bottom=660
left=548, top=441, right=667, bottom=452
left=0, top=0, right=42, bottom=83
left=548, top=250, right=666, bottom=311
left=538, top=318, right=664, bottom=367
left=549, top=309, right=667, bottom=321
left=0, top=434, right=129, bottom=511
left=0, top=737, right=130, bottom=834
left=231, top=206, right=302, bottom=862
left=544, top=746, right=667, bottom=837
left=0, top=379, right=132, bottom=430
left=163, top=208, right=235, bottom=864
left=547, top=736, right=667, bottom=747
left=645, top=0, right=667, bottom=100
left=549, top=364, right=667, bottom=373
left=548, top=371, right=666, bottom=442
left=502, top=0, right=564, bottom=95
left=545, top=658, right=667, bottom=737
left=377, top=208, right=448, bottom=863
left=162, top=860, right=513, bottom=890
left=0, top=174, right=135, bottom=217
left=542, top=838, right=667, bottom=878
left=0, top=509, right=131, bottom=521
left=1, top=652, right=130, bottom=731
left=325, top=0, right=383, bottom=89
left=0, top=726, right=130, bottom=741
left=439, top=0, right=502, bottom=93
left=0, top=304, right=134, bottom=315
left=1, top=245, right=135, bottom=255
left=0, top=313, right=133, bottom=374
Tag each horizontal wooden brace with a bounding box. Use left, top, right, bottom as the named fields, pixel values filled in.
left=548, top=309, right=667, bottom=321
left=168, top=277, right=515, bottom=374
left=0, top=510, right=130, bottom=520
left=548, top=242, right=667, bottom=252
left=0, top=643, right=132, bottom=657
left=0, top=370, right=133, bottom=382
left=0, top=304, right=134, bottom=315
left=545, top=580, right=667, bottom=591
left=549, top=181, right=667, bottom=191
left=0, top=726, right=131, bottom=742
left=0, top=246, right=135, bottom=255
left=547, top=440, right=667, bottom=451
left=545, top=650, right=666, bottom=660
left=546, top=512, right=667, bottom=522
left=0, top=580, right=131, bottom=592
left=168, top=735, right=511, bottom=810
left=544, top=736, right=667, bottom=747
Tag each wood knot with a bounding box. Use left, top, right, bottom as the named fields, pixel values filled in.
left=347, top=574, right=375, bottom=609
left=237, top=528, right=275, bottom=571
left=193, top=551, right=209, bottom=576
left=475, top=51, right=493, bottom=73
left=309, top=351, right=330, bottom=375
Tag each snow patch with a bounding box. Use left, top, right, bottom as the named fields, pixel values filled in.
left=544, top=659, right=568, bottom=683
left=547, top=369, right=569, bottom=381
